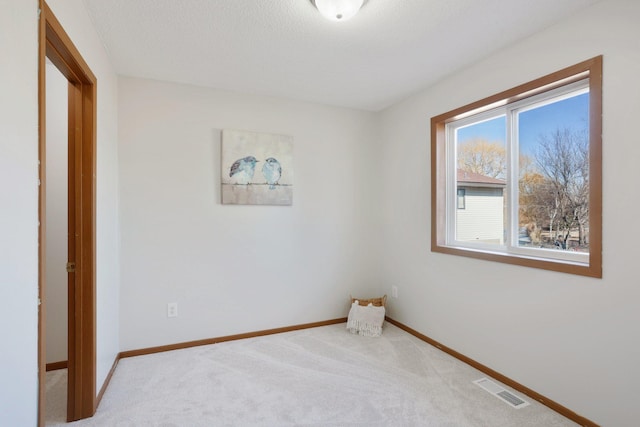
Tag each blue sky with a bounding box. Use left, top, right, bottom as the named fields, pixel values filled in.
left=457, top=92, right=589, bottom=156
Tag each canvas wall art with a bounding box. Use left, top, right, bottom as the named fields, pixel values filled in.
left=221, top=129, right=293, bottom=205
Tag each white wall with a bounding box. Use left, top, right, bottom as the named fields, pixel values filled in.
left=378, top=0, right=640, bottom=425
left=118, top=77, right=382, bottom=350
left=0, top=1, right=39, bottom=424
left=45, top=60, right=69, bottom=364
left=47, top=0, right=121, bottom=392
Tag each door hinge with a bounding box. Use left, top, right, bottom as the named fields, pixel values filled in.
left=66, top=262, right=76, bottom=273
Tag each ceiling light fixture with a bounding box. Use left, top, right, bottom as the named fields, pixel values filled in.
left=312, top=0, right=364, bottom=22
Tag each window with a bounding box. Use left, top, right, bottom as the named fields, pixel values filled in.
left=431, top=56, right=602, bottom=277
left=457, top=188, right=466, bottom=210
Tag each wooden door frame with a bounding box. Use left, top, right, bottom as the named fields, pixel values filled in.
left=38, top=1, right=97, bottom=424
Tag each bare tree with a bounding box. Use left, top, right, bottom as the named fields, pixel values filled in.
left=532, top=128, right=589, bottom=248
left=457, top=139, right=506, bottom=179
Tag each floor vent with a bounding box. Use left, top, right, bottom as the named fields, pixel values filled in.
left=473, top=378, right=530, bottom=409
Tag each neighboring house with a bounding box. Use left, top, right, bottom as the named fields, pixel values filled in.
left=456, top=169, right=506, bottom=245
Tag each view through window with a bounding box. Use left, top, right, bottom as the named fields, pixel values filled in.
left=431, top=57, right=602, bottom=277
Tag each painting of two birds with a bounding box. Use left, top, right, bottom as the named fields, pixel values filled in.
left=221, top=129, right=293, bottom=205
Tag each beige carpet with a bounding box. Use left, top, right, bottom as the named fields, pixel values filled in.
left=45, top=368, right=67, bottom=425
left=47, top=323, right=578, bottom=426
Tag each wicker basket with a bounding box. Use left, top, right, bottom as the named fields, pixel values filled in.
left=350, top=294, right=387, bottom=307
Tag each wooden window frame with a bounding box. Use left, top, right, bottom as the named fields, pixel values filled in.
left=431, top=56, right=602, bottom=278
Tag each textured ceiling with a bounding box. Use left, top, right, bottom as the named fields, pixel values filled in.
left=83, top=0, right=600, bottom=111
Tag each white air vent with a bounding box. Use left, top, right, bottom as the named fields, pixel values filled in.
left=473, top=378, right=530, bottom=409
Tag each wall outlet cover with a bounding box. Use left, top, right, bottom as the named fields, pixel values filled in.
left=167, top=302, right=178, bottom=318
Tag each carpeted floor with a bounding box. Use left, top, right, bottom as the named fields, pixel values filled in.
left=47, top=323, right=578, bottom=426
left=45, top=368, right=67, bottom=424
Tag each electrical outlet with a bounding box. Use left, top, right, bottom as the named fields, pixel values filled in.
left=391, top=286, right=398, bottom=298
left=167, top=302, right=178, bottom=318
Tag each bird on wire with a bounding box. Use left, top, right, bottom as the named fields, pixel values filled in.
left=229, top=156, right=259, bottom=184
left=262, top=157, right=282, bottom=190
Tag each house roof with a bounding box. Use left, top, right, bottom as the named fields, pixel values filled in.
left=457, top=169, right=506, bottom=187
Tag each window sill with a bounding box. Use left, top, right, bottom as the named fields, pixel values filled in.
left=432, top=243, right=601, bottom=278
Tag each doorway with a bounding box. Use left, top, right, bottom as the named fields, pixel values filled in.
left=38, top=1, right=97, bottom=425
left=43, top=57, right=69, bottom=423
